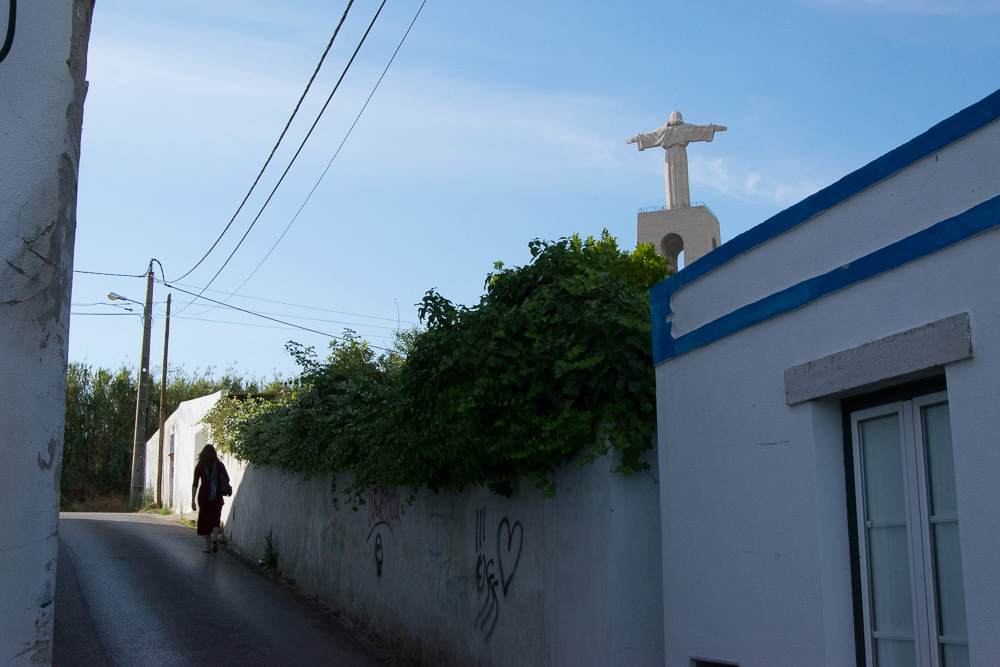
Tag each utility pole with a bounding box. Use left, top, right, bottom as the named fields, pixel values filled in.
left=129, top=264, right=155, bottom=508
left=156, top=293, right=171, bottom=507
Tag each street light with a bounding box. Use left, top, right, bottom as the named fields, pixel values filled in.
left=107, top=282, right=172, bottom=508
left=108, top=266, right=154, bottom=508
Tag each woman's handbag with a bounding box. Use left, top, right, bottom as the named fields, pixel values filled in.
left=219, top=466, right=233, bottom=497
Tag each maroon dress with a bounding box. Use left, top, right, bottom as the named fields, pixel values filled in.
left=193, top=461, right=228, bottom=535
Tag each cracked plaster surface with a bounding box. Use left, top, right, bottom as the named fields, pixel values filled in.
left=1, top=2, right=93, bottom=663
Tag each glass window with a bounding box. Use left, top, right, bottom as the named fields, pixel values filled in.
left=851, top=393, right=968, bottom=667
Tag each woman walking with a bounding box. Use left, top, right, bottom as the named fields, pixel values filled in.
left=191, top=444, right=230, bottom=553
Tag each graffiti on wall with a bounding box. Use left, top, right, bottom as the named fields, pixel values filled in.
left=365, top=486, right=401, bottom=530
left=364, top=486, right=402, bottom=578
left=428, top=512, right=471, bottom=616
left=474, top=506, right=523, bottom=639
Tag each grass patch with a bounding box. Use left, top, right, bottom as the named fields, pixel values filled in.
left=60, top=492, right=129, bottom=513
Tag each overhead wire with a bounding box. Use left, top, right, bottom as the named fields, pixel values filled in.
left=169, top=315, right=342, bottom=331
left=73, top=5, right=422, bottom=358
left=175, top=0, right=389, bottom=315
left=73, top=269, right=148, bottom=278
left=224, top=0, right=429, bottom=298
left=161, top=315, right=400, bottom=335
left=162, top=281, right=391, bottom=352
left=167, top=279, right=416, bottom=324
left=149, top=296, right=404, bottom=331
left=71, top=270, right=416, bottom=328
left=170, top=0, right=357, bottom=283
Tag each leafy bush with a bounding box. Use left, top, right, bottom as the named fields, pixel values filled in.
left=205, top=231, right=670, bottom=502
left=63, top=363, right=137, bottom=500
left=62, top=363, right=281, bottom=504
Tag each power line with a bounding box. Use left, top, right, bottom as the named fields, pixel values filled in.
left=178, top=0, right=389, bottom=311
left=171, top=0, right=357, bottom=283
left=227, top=0, right=429, bottom=296
left=149, top=298, right=406, bottom=331
left=164, top=314, right=401, bottom=337
left=70, top=312, right=141, bottom=317
left=162, top=279, right=418, bottom=325
left=72, top=271, right=414, bottom=325
left=170, top=314, right=338, bottom=331
left=163, top=281, right=391, bottom=352
left=73, top=269, right=148, bottom=278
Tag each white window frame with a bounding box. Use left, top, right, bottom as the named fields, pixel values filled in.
left=850, top=391, right=968, bottom=667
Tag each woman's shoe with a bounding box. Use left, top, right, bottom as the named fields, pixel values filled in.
left=212, top=541, right=219, bottom=553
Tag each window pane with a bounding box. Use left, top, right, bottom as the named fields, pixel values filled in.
left=860, top=414, right=906, bottom=524
left=924, top=402, right=957, bottom=516
left=933, top=521, right=968, bottom=640
left=875, top=638, right=916, bottom=667
left=941, top=642, right=970, bottom=667
left=868, top=524, right=914, bottom=636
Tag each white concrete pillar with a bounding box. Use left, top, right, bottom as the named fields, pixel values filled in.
left=0, top=1, right=92, bottom=663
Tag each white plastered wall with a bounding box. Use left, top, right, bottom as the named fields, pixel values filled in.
left=222, top=448, right=664, bottom=667
left=145, top=391, right=223, bottom=514
left=655, top=117, right=1000, bottom=665
left=0, top=2, right=91, bottom=663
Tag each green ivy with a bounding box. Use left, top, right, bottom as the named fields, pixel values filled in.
left=205, top=231, right=670, bottom=502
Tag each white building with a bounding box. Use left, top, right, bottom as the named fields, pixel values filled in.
left=144, top=391, right=241, bottom=521
left=652, top=89, right=1000, bottom=666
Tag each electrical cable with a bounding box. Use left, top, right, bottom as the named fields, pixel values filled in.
left=164, top=315, right=399, bottom=336
left=226, top=0, right=429, bottom=298
left=149, top=295, right=402, bottom=330
left=163, top=281, right=390, bottom=351
left=171, top=0, right=357, bottom=283
left=0, top=0, right=14, bottom=64
left=151, top=258, right=166, bottom=283
left=73, top=269, right=148, bottom=278
left=169, top=315, right=319, bottom=331
left=162, top=280, right=416, bottom=324
left=72, top=302, right=135, bottom=310
left=179, top=0, right=389, bottom=311
left=208, top=309, right=403, bottom=330
left=175, top=282, right=418, bottom=323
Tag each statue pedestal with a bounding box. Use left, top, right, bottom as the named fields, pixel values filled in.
left=638, top=205, right=720, bottom=271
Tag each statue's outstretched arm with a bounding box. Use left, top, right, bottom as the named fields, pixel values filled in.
left=626, top=135, right=639, bottom=144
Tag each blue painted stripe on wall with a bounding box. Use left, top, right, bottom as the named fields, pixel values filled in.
left=650, top=88, right=1000, bottom=304
left=652, top=194, right=1000, bottom=364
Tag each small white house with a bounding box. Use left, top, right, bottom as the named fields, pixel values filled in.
left=144, top=391, right=237, bottom=518
left=651, top=89, right=1000, bottom=666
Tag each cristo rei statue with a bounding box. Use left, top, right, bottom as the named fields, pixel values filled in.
left=627, top=111, right=726, bottom=210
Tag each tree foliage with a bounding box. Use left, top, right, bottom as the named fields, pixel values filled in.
left=205, top=232, right=670, bottom=502
left=62, top=363, right=279, bottom=503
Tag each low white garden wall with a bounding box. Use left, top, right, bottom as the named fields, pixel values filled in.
left=214, top=448, right=664, bottom=666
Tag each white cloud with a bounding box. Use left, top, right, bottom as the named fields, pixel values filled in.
left=320, top=68, right=632, bottom=182
left=691, top=155, right=822, bottom=207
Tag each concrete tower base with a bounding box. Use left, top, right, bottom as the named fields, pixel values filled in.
left=638, top=205, right=720, bottom=271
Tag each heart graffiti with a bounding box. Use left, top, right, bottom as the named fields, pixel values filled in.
left=497, top=518, right=522, bottom=597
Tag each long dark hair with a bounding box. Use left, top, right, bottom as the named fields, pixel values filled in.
left=197, top=444, right=219, bottom=468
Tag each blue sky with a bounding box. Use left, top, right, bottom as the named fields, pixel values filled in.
left=69, top=0, right=1000, bottom=379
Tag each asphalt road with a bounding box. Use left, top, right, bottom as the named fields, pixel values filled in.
left=53, top=512, right=386, bottom=666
